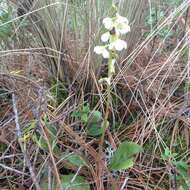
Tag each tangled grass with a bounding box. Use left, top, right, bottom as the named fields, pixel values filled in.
left=0, top=0, right=190, bottom=189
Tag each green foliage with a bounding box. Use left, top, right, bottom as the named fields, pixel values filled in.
left=162, top=147, right=178, bottom=160
left=87, top=122, right=104, bottom=137
left=164, top=0, right=182, bottom=6
left=32, top=116, right=60, bottom=155
left=108, top=141, right=143, bottom=171
left=22, top=120, right=37, bottom=140
left=146, top=7, right=164, bottom=27
left=87, top=111, right=105, bottom=137
left=60, top=174, right=90, bottom=190
left=0, top=143, right=7, bottom=152
left=185, top=80, right=190, bottom=92
left=0, top=1, right=13, bottom=43
left=88, top=110, right=102, bottom=124
left=49, top=80, right=67, bottom=106
left=72, top=103, right=91, bottom=124
left=145, top=5, right=175, bottom=39
left=40, top=174, right=90, bottom=190
left=72, top=104, right=105, bottom=137
left=162, top=148, right=190, bottom=189
left=65, top=153, right=87, bottom=167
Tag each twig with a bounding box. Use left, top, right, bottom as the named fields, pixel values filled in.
left=120, top=177, right=129, bottom=190
left=0, top=163, right=29, bottom=176
left=12, top=93, right=41, bottom=190
left=48, top=165, right=52, bottom=190
left=39, top=121, right=62, bottom=189
left=0, top=154, right=23, bottom=160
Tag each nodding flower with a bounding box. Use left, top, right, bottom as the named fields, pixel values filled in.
left=94, top=46, right=110, bottom=59
left=94, top=12, right=130, bottom=58
left=94, top=9, right=130, bottom=85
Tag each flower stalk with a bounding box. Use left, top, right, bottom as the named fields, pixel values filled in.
left=94, top=6, right=130, bottom=151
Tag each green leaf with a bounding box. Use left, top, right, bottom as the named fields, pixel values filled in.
left=108, top=141, right=143, bottom=171
left=87, top=123, right=103, bottom=137
left=82, top=104, right=90, bottom=113
left=71, top=111, right=80, bottom=118
left=60, top=174, right=90, bottom=190
left=88, top=111, right=102, bottom=124
left=81, top=113, right=88, bottom=123
left=66, top=154, right=87, bottom=167
left=71, top=104, right=91, bottom=124
left=162, top=147, right=171, bottom=160
left=179, top=186, right=185, bottom=190
left=176, top=161, right=190, bottom=176
left=32, top=133, right=48, bottom=150
left=40, top=173, right=90, bottom=190
left=110, top=158, right=134, bottom=170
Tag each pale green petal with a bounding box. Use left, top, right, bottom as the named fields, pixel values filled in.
left=102, top=49, right=110, bottom=58
left=102, top=17, right=113, bottom=30
left=119, top=24, right=130, bottom=34
left=94, top=46, right=104, bottom=54
left=116, top=13, right=129, bottom=24
left=114, top=39, right=127, bottom=51
left=101, top=32, right=110, bottom=42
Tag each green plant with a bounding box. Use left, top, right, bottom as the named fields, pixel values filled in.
left=94, top=4, right=130, bottom=149
left=93, top=5, right=143, bottom=176
left=0, top=0, right=13, bottom=45
left=108, top=141, right=143, bottom=171
left=49, top=80, right=68, bottom=107
left=71, top=103, right=91, bottom=124
left=40, top=174, right=90, bottom=190
left=72, top=103, right=104, bottom=137
left=164, top=0, right=182, bottom=7
left=32, top=115, right=60, bottom=155
left=145, top=7, right=174, bottom=39
left=162, top=148, right=190, bottom=190
left=65, top=153, right=87, bottom=167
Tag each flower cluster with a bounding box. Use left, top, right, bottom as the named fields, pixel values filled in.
left=94, top=13, right=130, bottom=59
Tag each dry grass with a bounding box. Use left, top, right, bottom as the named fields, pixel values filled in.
left=0, top=0, right=190, bottom=189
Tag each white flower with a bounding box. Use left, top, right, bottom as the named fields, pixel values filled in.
left=109, top=39, right=127, bottom=51
left=115, top=13, right=130, bottom=34
left=102, top=49, right=110, bottom=58
left=101, top=32, right=110, bottom=42
left=102, top=17, right=113, bottom=30
left=116, top=13, right=129, bottom=24
left=94, top=46, right=104, bottom=55
left=94, top=46, right=110, bottom=58
left=117, top=23, right=130, bottom=34
left=114, top=39, right=127, bottom=51
left=99, top=77, right=111, bottom=85
left=94, top=13, right=129, bottom=59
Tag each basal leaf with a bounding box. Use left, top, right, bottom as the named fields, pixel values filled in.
left=108, top=141, right=143, bottom=171
left=40, top=174, right=90, bottom=190
left=60, top=174, right=90, bottom=190
left=81, top=113, right=88, bottom=123
left=109, top=158, right=134, bottom=170
left=87, top=123, right=103, bottom=137
left=66, top=154, right=87, bottom=167
left=88, top=111, right=102, bottom=124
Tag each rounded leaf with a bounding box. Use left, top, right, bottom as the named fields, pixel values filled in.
left=88, top=111, right=102, bottom=124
